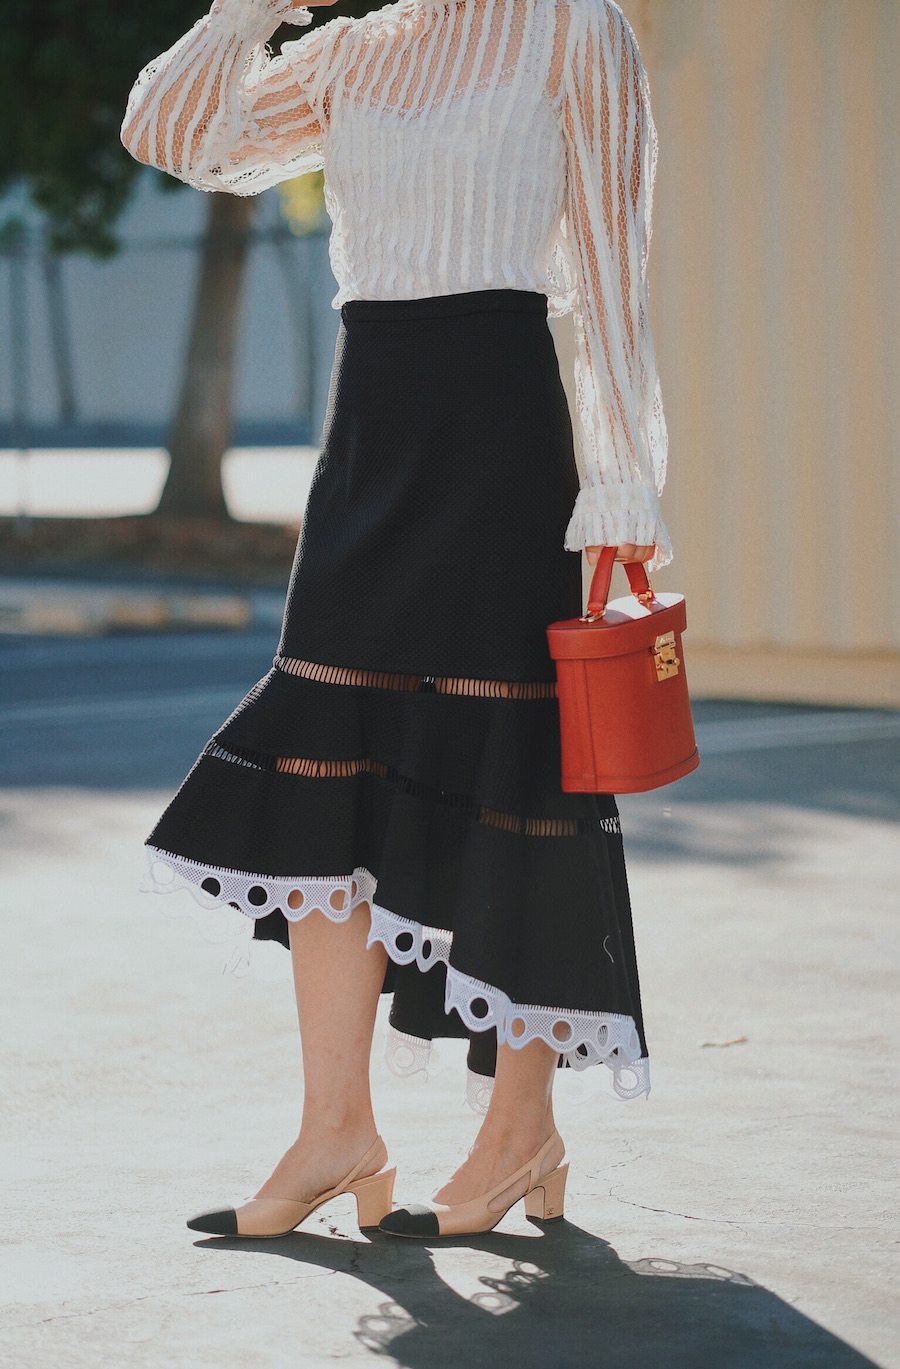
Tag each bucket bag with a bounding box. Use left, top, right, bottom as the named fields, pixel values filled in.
left=546, top=545, right=700, bottom=793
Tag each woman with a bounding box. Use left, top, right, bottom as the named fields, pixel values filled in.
left=121, top=0, right=672, bottom=1240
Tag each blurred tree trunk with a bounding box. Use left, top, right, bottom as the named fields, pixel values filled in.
left=156, top=192, right=255, bottom=518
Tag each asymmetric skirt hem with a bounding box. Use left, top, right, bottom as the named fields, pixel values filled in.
left=142, top=844, right=650, bottom=1112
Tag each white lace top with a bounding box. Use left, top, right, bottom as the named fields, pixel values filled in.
left=121, top=0, right=672, bottom=568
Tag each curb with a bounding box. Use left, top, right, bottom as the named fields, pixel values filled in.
left=0, top=586, right=253, bottom=635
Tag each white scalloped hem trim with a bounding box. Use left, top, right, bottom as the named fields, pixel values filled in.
left=141, top=845, right=650, bottom=1106
left=360, top=1027, right=501, bottom=1115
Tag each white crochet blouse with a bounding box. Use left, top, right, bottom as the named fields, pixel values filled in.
left=121, top=0, right=673, bottom=569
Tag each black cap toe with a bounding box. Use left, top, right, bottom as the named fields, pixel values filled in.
left=378, top=1204, right=441, bottom=1238
left=186, top=1207, right=239, bottom=1235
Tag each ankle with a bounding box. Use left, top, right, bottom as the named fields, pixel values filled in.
left=297, top=1108, right=378, bottom=1143
left=475, top=1111, right=558, bottom=1153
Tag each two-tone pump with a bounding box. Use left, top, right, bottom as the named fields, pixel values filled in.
left=185, top=1135, right=396, bottom=1238
left=378, top=1130, right=568, bottom=1239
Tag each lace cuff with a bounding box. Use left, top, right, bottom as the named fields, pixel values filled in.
left=564, top=484, right=673, bottom=573
left=208, top=0, right=313, bottom=42
left=120, top=0, right=330, bottom=195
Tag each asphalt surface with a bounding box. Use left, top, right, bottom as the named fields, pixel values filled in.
left=1, top=623, right=897, bottom=1367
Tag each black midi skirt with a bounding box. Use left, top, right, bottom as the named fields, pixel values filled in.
left=143, top=288, right=650, bottom=1111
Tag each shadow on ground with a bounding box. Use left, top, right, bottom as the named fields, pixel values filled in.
left=193, top=1220, right=876, bottom=1369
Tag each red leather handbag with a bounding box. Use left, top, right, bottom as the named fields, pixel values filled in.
left=546, top=545, right=700, bottom=793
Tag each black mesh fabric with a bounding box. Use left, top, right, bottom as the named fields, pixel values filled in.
left=145, top=288, right=649, bottom=1081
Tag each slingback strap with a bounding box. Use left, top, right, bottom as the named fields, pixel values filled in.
left=511, top=1129, right=565, bottom=1200
left=338, top=1134, right=389, bottom=1190
left=260, top=1133, right=388, bottom=1207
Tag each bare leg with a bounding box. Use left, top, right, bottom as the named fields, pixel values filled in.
left=253, top=898, right=390, bottom=1202
left=432, top=1037, right=565, bottom=1207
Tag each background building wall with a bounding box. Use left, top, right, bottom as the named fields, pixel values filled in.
left=560, top=0, right=898, bottom=706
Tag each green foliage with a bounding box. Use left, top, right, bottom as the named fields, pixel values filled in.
left=3, top=1, right=390, bottom=257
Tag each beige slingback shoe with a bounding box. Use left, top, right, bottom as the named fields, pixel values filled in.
left=186, top=1134, right=396, bottom=1238
left=378, top=1129, right=568, bottom=1238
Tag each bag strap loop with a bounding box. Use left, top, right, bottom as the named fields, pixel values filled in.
left=581, top=546, right=657, bottom=622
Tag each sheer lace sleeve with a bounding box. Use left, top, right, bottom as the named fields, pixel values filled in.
left=558, top=0, right=672, bottom=571
left=120, top=0, right=353, bottom=196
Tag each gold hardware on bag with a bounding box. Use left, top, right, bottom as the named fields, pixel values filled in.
left=652, top=630, right=680, bottom=681
left=579, top=608, right=606, bottom=623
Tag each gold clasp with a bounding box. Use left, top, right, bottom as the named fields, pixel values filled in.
left=579, top=608, right=606, bottom=623
left=652, top=630, right=680, bottom=681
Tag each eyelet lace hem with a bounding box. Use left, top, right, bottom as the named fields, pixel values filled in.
left=141, top=845, right=650, bottom=1109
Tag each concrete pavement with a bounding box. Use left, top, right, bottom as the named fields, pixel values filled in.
left=0, top=627, right=897, bottom=1367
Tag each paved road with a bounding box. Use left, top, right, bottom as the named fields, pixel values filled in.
left=1, top=627, right=897, bottom=1367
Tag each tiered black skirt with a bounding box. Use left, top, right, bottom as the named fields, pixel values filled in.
left=143, top=288, right=650, bottom=1111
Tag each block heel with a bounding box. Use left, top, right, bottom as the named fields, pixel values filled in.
left=523, top=1161, right=569, bottom=1221
left=349, top=1166, right=397, bottom=1229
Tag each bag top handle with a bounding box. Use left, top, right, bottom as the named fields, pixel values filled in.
left=582, top=545, right=657, bottom=622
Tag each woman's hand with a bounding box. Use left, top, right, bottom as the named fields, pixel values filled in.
left=585, top=544, right=655, bottom=566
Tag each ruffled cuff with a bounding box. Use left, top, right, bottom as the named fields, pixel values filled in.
left=564, top=484, right=673, bottom=573
left=208, top=0, right=313, bottom=42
